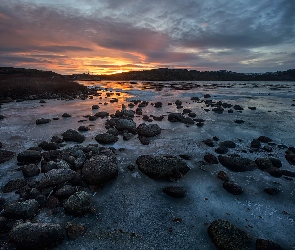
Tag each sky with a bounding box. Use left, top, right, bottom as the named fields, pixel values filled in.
left=0, top=0, right=294, bottom=75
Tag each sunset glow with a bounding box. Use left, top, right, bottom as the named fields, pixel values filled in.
left=0, top=0, right=294, bottom=74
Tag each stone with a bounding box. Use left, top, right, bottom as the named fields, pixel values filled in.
left=218, top=155, right=257, bottom=172
left=82, top=151, right=118, bottom=185
left=10, top=222, right=64, bottom=249
left=55, top=185, right=76, bottom=199
left=136, top=155, right=190, bottom=180
left=2, top=178, right=27, bottom=193
left=36, top=118, right=51, bottom=125
left=3, top=199, right=39, bottom=220
left=62, top=113, right=71, bottom=117
left=66, top=222, right=86, bottom=239
left=62, top=129, right=85, bottom=143
left=208, top=219, right=251, bottom=250
left=92, top=105, right=99, bottom=109
left=115, top=119, right=136, bottom=132
left=217, top=171, right=229, bottom=182
left=137, top=123, right=161, bottom=137
left=94, top=111, right=109, bottom=118
left=78, top=126, right=89, bottom=132
left=220, top=141, right=236, bottom=148
left=38, top=169, right=76, bottom=188
left=63, top=191, right=93, bottom=216
left=258, top=136, right=272, bottom=143
left=223, top=181, right=243, bottom=195
left=264, top=188, right=280, bottom=195
left=256, top=239, right=284, bottom=250
left=138, top=136, right=151, bottom=145
left=38, top=141, right=58, bottom=151
left=203, top=139, right=215, bottom=147
left=163, top=186, right=187, bottom=198
left=215, top=146, right=229, bottom=154
left=0, top=149, right=14, bottom=164
left=95, top=133, right=118, bottom=144
left=265, top=167, right=282, bottom=178
left=17, top=150, right=42, bottom=164
left=22, top=164, right=40, bottom=177
left=255, top=158, right=273, bottom=171
left=204, top=154, right=218, bottom=164
left=250, top=139, right=261, bottom=148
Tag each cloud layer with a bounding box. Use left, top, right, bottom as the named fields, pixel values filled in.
left=0, top=0, right=294, bottom=74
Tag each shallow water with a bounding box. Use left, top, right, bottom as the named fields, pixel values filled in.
left=0, top=81, right=295, bottom=249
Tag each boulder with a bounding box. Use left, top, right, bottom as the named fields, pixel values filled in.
left=258, top=136, right=272, bottom=143
left=62, top=129, right=85, bottom=143
left=62, top=113, right=71, bottom=117
left=38, top=141, right=58, bottom=151
left=136, top=155, right=190, bottom=180
left=219, top=141, right=236, bottom=148
left=138, top=136, right=152, bottom=145
left=264, top=188, right=280, bottom=195
left=3, top=199, right=39, bottom=220
left=208, top=219, right=251, bottom=250
left=63, top=191, right=93, bottom=216
left=94, top=111, right=109, bottom=118
left=256, top=239, right=284, bottom=250
left=255, top=158, right=273, bottom=170
left=115, top=119, right=136, bottom=132
left=82, top=152, right=118, bottom=185
left=55, top=185, right=76, bottom=199
left=218, top=155, right=257, bottom=172
left=223, top=181, right=243, bottom=195
left=66, top=222, right=86, bottom=239
left=217, top=171, right=229, bottom=182
left=22, top=164, right=40, bottom=177
left=35, top=118, right=51, bottom=125
left=17, top=150, right=42, bottom=164
left=137, top=123, right=161, bottom=137
left=78, top=126, right=89, bottom=132
left=38, top=169, right=76, bottom=188
left=10, top=222, right=64, bottom=249
left=95, top=133, right=118, bottom=144
left=215, top=146, right=228, bottom=154
left=2, top=178, right=27, bottom=193
left=163, top=186, right=187, bottom=198
left=204, top=154, right=218, bottom=164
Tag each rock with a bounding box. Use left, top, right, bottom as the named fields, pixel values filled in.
left=22, top=164, right=40, bottom=177
left=123, top=132, right=133, bottom=141
left=137, top=123, right=161, bottom=137
left=0, top=115, right=4, bottom=119
left=82, top=152, right=118, bottom=185
left=51, top=135, right=64, bottom=143
left=45, top=195, right=60, bottom=209
left=154, top=102, right=162, bottom=108
left=62, top=113, right=71, bottom=117
left=179, top=154, right=191, bottom=160
left=265, top=167, right=282, bottom=178
left=135, top=108, right=142, bottom=115
left=204, top=154, right=218, bottom=164
left=208, top=219, right=251, bottom=250
left=212, top=107, right=224, bottom=114
left=138, top=136, right=151, bottom=145
left=255, top=158, right=273, bottom=170
left=281, top=170, right=295, bottom=177
left=233, top=105, right=244, bottom=110
left=191, top=97, right=200, bottom=101
left=38, top=141, right=58, bottom=151
left=62, top=129, right=85, bottom=143
left=127, top=164, right=136, bottom=171
left=219, top=141, right=236, bottom=148
left=234, top=119, right=245, bottom=124
left=94, top=111, right=109, bottom=118
left=78, top=126, right=89, bottom=132
left=41, top=161, right=57, bottom=173
left=263, top=145, right=272, bottom=152
left=63, top=191, right=93, bottom=216
left=55, top=185, right=76, bottom=199
left=218, top=155, right=257, bottom=172
left=115, top=119, right=136, bottom=132
left=95, top=133, right=118, bottom=144
left=264, top=188, right=280, bottom=195
left=168, top=113, right=184, bottom=122
left=17, top=150, right=42, bottom=164
left=175, top=100, right=182, bottom=105
left=183, top=109, right=192, bottom=114
left=39, top=99, right=46, bottom=103
left=10, top=222, right=64, bottom=249
left=217, top=171, right=229, bottom=182
left=38, top=169, right=76, bottom=188
left=136, top=155, right=190, bottom=180
left=0, top=198, right=5, bottom=211
left=0, top=216, right=8, bottom=232
left=0, top=150, right=14, bottom=164
left=204, top=94, right=211, bottom=98
left=3, top=199, right=39, bottom=220
left=35, top=118, right=51, bottom=125
left=256, top=239, right=284, bottom=250
left=0, top=142, right=2, bottom=148
left=285, top=147, right=295, bottom=165
left=250, top=139, right=261, bottom=148
left=248, top=106, right=256, bottom=110
left=203, top=139, right=215, bottom=147
left=66, top=222, right=86, bottom=239
left=92, top=105, right=99, bottom=109
left=163, top=186, right=186, bottom=198
left=258, top=136, right=272, bottom=143
left=2, top=178, right=27, bottom=193
left=215, top=146, right=228, bottom=154
left=223, top=181, right=243, bottom=195
left=107, top=127, right=120, bottom=136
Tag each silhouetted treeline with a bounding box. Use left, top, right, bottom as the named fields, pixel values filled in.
left=100, top=68, right=295, bottom=81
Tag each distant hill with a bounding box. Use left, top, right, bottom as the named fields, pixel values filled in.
left=100, top=68, right=295, bottom=81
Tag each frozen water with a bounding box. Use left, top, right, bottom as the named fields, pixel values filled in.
left=0, top=81, right=295, bottom=249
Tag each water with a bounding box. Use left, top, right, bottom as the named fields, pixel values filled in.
left=0, top=81, right=295, bottom=249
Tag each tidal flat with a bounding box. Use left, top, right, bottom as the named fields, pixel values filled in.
left=0, top=81, right=294, bottom=249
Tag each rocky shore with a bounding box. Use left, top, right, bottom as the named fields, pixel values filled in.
left=0, top=80, right=294, bottom=249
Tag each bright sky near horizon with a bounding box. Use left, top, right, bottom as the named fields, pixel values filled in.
left=0, top=0, right=294, bottom=74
